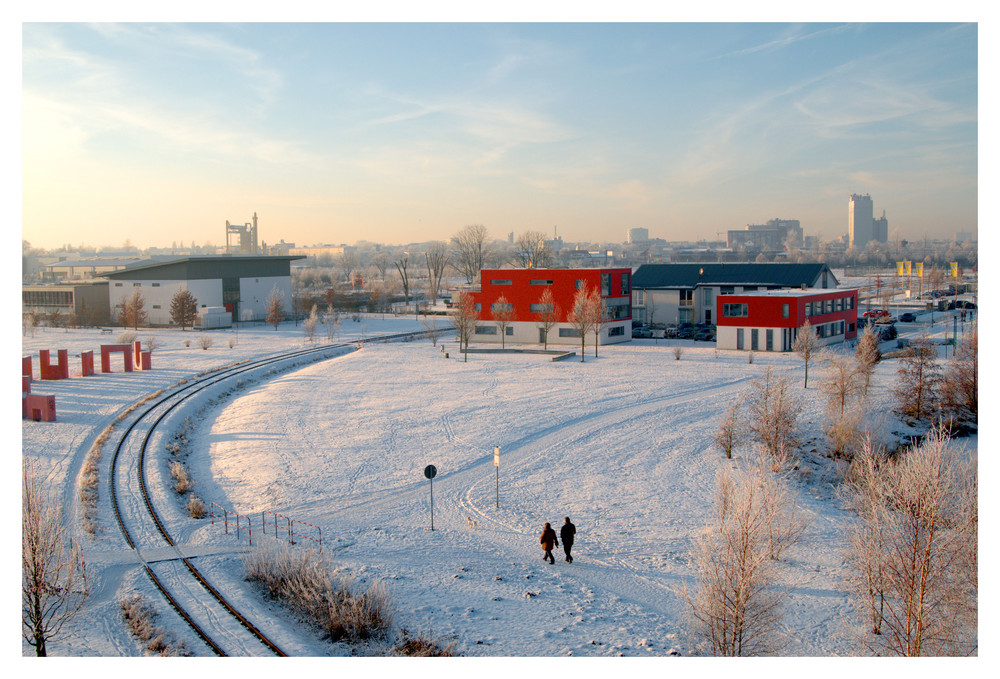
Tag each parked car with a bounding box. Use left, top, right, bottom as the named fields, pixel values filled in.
left=947, top=300, right=976, bottom=310
left=632, top=327, right=653, bottom=338
left=899, top=312, right=916, bottom=322
left=675, top=327, right=693, bottom=339
left=875, top=324, right=897, bottom=341
left=693, top=329, right=715, bottom=342
left=863, top=309, right=890, bottom=319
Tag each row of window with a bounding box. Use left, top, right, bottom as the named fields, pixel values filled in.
left=23, top=290, right=73, bottom=306
left=478, top=300, right=630, bottom=319
left=113, top=282, right=161, bottom=287
left=488, top=273, right=632, bottom=296
left=475, top=325, right=626, bottom=338
left=806, top=296, right=854, bottom=316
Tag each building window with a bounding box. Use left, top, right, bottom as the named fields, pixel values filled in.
left=721, top=286, right=735, bottom=295
left=679, top=290, right=693, bottom=307
left=621, top=273, right=631, bottom=296
left=490, top=302, right=513, bottom=313
left=703, top=288, right=712, bottom=305
left=530, top=303, right=554, bottom=313
left=804, top=302, right=812, bottom=316
left=558, top=328, right=581, bottom=338
left=575, top=280, right=584, bottom=290
left=529, top=279, right=553, bottom=285
left=606, top=301, right=631, bottom=320
left=601, top=273, right=611, bottom=297
left=849, top=322, right=856, bottom=333
left=723, top=303, right=748, bottom=317
left=152, top=305, right=161, bottom=309
left=634, top=290, right=645, bottom=306
left=751, top=329, right=759, bottom=351
left=474, top=303, right=481, bottom=312
left=825, top=299, right=833, bottom=314
left=152, top=283, right=160, bottom=287
left=475, top=326, right=498, bottom=335
left=115, top=283, right=123, bottom=287
left=766, top=329, right=773, bottom=351
left=133, top=283, right=141, bottom=287
left=834, top=298, right=843, bottom=312
left=782, top=304, right=789, bottom=318
left=736, top=328, right=744, bottom=350
left=849, top=296, right=855, bottom=310
left=490, top=279, right=512, bottom=286
left=608, top=326, right=624, bottom=337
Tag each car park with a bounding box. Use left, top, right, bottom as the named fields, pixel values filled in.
left=899, top=312, right=916, bottom=322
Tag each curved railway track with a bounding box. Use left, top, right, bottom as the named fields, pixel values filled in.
left=107, top=331, right=432, bottom=656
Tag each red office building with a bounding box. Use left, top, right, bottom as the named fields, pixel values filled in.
left=715, top=288, right=859, bottom=352
left=467, top=268, right=633, bottom=346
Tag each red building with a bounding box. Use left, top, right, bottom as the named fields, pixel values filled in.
left=715, top=288, right=859, bottom=352
left=467, top=268, right=632, bottom=346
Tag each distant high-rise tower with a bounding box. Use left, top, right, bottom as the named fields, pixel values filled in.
left=874, top=210, right=888, bottom=243
left=627, top=227, right=650, bottom=244
left=848, top=194, right=874, bottom=249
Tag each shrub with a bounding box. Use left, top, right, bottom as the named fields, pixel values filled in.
left=242, top=543, right=393, bottom=642
left=170, top=461, right=191, bottom=494
left=120, top=593, right=190, bottom=656
left=198, top=335, right=213, bottom=350
left=183, top=339, right=191, bottom=348
left=228, top=337, right=237, bottom=349
left=393, top=629, right=458, bottom=656
left=673, top=346, right=683, bottom=361
left=186, top=496, right=206, bottom=519
left=117, top=330, right=138, bottom=344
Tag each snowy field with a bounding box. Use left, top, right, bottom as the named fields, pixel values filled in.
left=18, top=310, right=979, bottom=664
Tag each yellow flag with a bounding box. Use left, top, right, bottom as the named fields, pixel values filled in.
left=950, top=262, right=959, bottom=278
left=896, top=262, right=905, bottom=276
left=905, top=261, right=912, bottom=275
left=915, top=262, right=924, bottom=277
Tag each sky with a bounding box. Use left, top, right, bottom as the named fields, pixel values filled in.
left=19, top=16, right=979, bottom=251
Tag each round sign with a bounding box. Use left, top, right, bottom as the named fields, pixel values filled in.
left=424, top=464, right=437, bottom=479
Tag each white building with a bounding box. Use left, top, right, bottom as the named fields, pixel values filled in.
left=99, top=255, right=304, bottom=326
left=627, top=227, right=650, bottom=244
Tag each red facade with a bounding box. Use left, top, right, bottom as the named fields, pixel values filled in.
left=470, top=268, right=632, bottom=323
left=715, top=289, right=859, bottom=352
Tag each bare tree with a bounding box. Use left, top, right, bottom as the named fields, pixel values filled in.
left=534, top=288, right=559, bottom=350
left=420, top=314, right=442, bottom=346
left=423, top=242, right=450, bottom=305
left=338, top=251, right=360, bottom=288
left=118, top=289, right=148, bottom=329
left=941, top=322, right=977, bottom=423
left=590, top=293, right=607, bottom=358
left=894, top=337, right=940, bottom=421
left=371, top=251, right=390, bottom=280
left=855, top=324, right=882, bottom=396
left=820, top=352, right=863, bottom=421
left=686, top=465, right=788, bottom=656
left=792, top=319, right=819, bottom=388
left=265, top=284, right=286, bottom=330
left=324, top=309, right=341, bottom=342
left=842, top=426, right=977, bottom=656
left=303, top=304, right=319, bottom=342
left=747, top=368, right=800, bottom=466
left=451, top=224, right=492, bottom=284
left=567, top=285, right=598, bottom=362
left=449, top=291, right=478, bottom=362
left=169, top=289, right=198, bottom=330
left=512, top=230, right=553, bottom=268
left=23, top=461, right=89, bottom=656
left=712, top=399, right=747, bottom=459
left=394, top=254, right=411, bottom=306
left=491, top=295, right=514, bottom=349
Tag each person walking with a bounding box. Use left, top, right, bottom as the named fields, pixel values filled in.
left=560, top=516, right=576, bottom=563
left=540, top=522, right=558, bottom=564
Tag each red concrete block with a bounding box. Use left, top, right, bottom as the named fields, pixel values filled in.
left=81, top=350, right=95, bottom=377
left=22, top=375, right=31, bottom=394
left=101, top=344, right=134, bottom=373
left=23, top=394, right=56, bottom=422
left=39, top=349, right=70, bottom=380
left=22, top=356, right=32, bottom=382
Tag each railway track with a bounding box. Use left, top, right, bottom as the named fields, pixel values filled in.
left=107, top=330, right=434, bottom=656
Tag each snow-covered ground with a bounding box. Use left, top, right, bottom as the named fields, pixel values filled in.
left=18, top=310, right=977, bottom=662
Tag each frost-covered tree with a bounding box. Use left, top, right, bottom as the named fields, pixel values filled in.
left=303, top=304, right=319, bottom=342
left=687, top=464, right=789, bottom=656
left=534, top=288, right=559, bottom=350
left=855, top=324, right=882, bottom=396
left=894, top=337, right=940, bottom=421
left=423, top=242, right=450, bottom=305
left=747, top=368, right=800, bottom=467
left=940, top=322, right=977, bottom=422
left=792, top=320, right=819, bottom=388
left=712, top=399, right=747, bottom=460
left=491, top=295, right=513, bottom=349
left=842, top=427, right=977, bottom=655
left=451, top=224, right=492, bottom=284
left=118, top=289, right=148, bottom=329
left=23, top=462, right=89, bottom=656
left=567, top=285, right=598, bottom=362
left=449, top=291, right=478, bottom=362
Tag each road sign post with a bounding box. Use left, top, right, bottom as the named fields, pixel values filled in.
left=424, top=464, right=437, bottom=530
left=494, top=446, right=500, bottom=509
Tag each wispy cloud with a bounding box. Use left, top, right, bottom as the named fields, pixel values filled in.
left=718, top=23, right=855, bottom=59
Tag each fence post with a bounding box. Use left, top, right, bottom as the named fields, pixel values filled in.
left=224, top=509, right=229, bottom=534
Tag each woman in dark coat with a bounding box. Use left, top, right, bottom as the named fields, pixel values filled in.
left=540, top=522, right=558, bottom=564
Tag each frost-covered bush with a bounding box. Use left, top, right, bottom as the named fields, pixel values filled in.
left=117, top=330, right=137, bottom=344
left=198, top=335, right=213, bottom=350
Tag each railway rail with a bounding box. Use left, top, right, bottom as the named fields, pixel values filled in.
left=106, top=330, right=434, bottom=656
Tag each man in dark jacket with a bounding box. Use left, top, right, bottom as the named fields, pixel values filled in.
left=540, top=523, right=558, bottom=564
left=560, top=516, right=576, bottom=563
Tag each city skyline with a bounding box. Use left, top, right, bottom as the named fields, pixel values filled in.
left=22, top=21, right=978, bottom=250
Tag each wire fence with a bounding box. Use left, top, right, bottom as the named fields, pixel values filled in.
left=208, top=503, right=323, bottom=551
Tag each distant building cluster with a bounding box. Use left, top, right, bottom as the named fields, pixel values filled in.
left=848, top=193, right=889, bottom=250
left=727, top=219, right=803, bottom=251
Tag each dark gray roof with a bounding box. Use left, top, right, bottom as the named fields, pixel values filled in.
left=97, top=255, right=305, bottom=281
left=632, top=263, right=836, bottom=289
